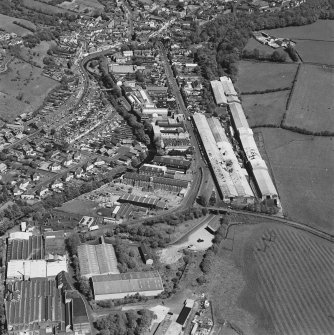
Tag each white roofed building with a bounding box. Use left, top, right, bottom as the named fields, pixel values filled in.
left=210, top=80, right=227, bottom=105
left=193, top=114, right=254, bottom=203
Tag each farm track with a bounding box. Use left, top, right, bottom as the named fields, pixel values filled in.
left=254, top=229, right=334, bottom=335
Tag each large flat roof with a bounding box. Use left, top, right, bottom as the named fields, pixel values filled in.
left=92, top=271, right=163, bottom=296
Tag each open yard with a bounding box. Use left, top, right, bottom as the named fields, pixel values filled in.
left=260, top=127, right=334, bottom=233
left=285, top=64, right=334, bottom=133
left=0, top=13, right=35, bottom=36
left=242, top=90, right=289, bottom=127
left=0, top=58, right=58, bottom=121
left=237, top=61, right=298, bottom=93
left=243, top=38, right=281, bottom=56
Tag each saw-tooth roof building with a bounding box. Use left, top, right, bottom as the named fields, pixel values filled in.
left=77, top=239, right=119, bottom=279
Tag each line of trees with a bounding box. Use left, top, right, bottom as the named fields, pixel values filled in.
left=95, top=309, right=155, bottom=335
left=242, top=48, right=287, bottom=62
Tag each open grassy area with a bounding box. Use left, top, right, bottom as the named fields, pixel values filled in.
left=265, top=20, right=334, bottom=41
left=22, top=0, right=70, bottom=14
left=57, top=199, right=98, bottom=216
left=242, top=90, right=289, bottom=127
left=285, top=64, right=334, bottom=133
left=237, top=61, right=298, bottom=92
left=19, top=41, right=54, bottom=67
left=260, top=127, right=334, bottom=233
left=295, top=40, right=334, bottom=65
left=0, top=58, right=58, bottom=121
left=0, top=13, right=35, bottom=36
left=60, top=0, right=104, bottom=14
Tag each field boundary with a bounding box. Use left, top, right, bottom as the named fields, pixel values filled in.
left=242, top=87, right=290, bottom=95
left=284, top=63, right=301, bottom=113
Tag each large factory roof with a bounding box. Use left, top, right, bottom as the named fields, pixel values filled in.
left=5, top=279, right=66, bottom=333
left=92, top=271, right=163, bottom=296
left=210, top=80, right=227, bottom=105
left=229, top=102, right=250, bottom=131
left=193, top=114, right=254, bottom=199
left=77, top=242, right=119, bottom=278
left=220, top=76, right=238, bottom=96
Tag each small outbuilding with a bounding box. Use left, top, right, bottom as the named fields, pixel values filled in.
left=139, top=244, right=153, bottom=265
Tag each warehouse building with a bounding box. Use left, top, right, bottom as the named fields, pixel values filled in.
left=118, top=194, right=166, bottom=209
left=193, top=114, right=254, bottom=203
left=229, top=103, right=278, bottom=201
left=92, top=270, right=164, bottom=300
left=152, top=156, right=191, bottom=172
left=210, top=80, right=227, bottom=105
left=220, top=76, right=238, bottom=96
left=5, top=273, right=91, bottom=335
left=122, top=172, right=188, bottom=193
left=6, top=232, right=68, bottom=281
left=77, top=237, right=119, bottom=279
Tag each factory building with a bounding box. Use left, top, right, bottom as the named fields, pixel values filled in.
left=193, top=114, right=254, bottom=203
left=92, top=271, right=164, bottom=300
left=210, top=80, right=227, bottom=105
left=6, top=232, right=68, bottom=281
left=77, top=237, right=119, bottom=279
left=5, top=272, right=91, bottom=335
left=228, top=102, right=278, bottom=201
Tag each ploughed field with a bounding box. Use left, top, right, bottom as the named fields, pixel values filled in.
left=254, top=228, right=334, bottom=335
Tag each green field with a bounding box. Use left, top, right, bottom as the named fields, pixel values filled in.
left=237, top=61, right=298, bottom=92
left=60, top=0, right=104, bottom=14
left=0, top=58, right=58, bottom=121
left=22, top=0, right=70, bottom=14
left=285, top=64, right=334, bottom=133
left=266, top=20, right=334, bottom=65
left=242, top=90, right=289, bottom=127
left=260, top=127, right=334, bottom=233
left=265, top=20, right=334, bottom=41
left=295, top=40, right=334, bottom=65
left=0, top=13, right=36, bottom=36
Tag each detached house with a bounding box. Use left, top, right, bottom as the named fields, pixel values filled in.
left=13, top=187, right=23, bottom=196
left=51, top=179, right=63, bottom=190
left=31, top=173, right=40, bottom=182
left=36, top=185, right=49, bottom=198
left=62, top=172, right=74, bottom=182
left=49, top=162, right=61, bottom=171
